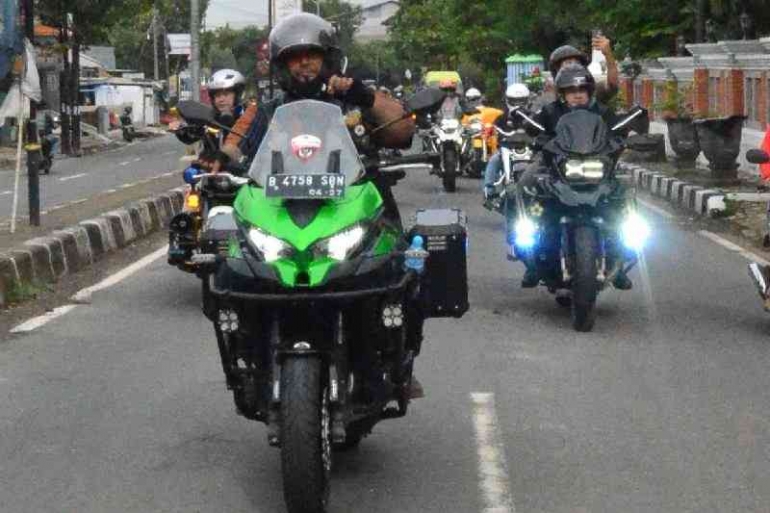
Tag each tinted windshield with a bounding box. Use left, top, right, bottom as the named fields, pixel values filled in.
left=439, top=96, right=462, bottom=120
left=546, top=110, right=609, bottom=156
left=249, top=100, right=364, bottom=187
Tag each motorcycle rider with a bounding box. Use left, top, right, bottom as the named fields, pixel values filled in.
left=482, top=83, right=533, bottom=202
left=548, top=33, right=618, bottom=103
left=464, top=87, right=483, bottom=111
left=514, top=64, right=632, bottom=290
left=223, top=13, right=412, bottom=164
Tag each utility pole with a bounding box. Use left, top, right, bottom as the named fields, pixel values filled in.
left=695, top=0, right=705, bottom=43
left=268, top=0, right=273, bottom=99
left=59, top=0, right=71, bottom=155
left=152, top=4, right=160, bottom=81
left=190, top=0, right=200, bottom=102
left=71, top=22, right=81, bottom=154
left=22, top=0, right=41, bottom=226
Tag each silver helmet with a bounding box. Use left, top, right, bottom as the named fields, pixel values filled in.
left=207, top=69, right=246, bottom=103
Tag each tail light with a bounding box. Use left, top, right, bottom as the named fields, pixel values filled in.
left=185, top=191, right=201, bottom=212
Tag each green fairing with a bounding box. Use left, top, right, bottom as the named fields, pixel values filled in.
left=234, top=182, right=395, bottom=287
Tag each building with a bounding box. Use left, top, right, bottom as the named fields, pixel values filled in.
left=79, top=77, right=162, bottom=127
left=350, top=0, right=399, bottom=42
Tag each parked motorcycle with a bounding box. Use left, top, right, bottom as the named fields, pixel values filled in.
left=509, top=106, right=651, bottom=331
left=120, top=107, right=136, bottom=142
left=176, top=89, right=469, bottom=513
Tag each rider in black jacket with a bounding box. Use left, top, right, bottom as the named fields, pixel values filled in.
left=515, top=64, right=630, bottom=289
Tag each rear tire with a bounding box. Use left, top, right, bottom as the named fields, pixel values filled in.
left=442, top=145, right=457, bottom=193
left=571, top=226, right=599, bottom=332
left=280, top=356, right=331, bottom=513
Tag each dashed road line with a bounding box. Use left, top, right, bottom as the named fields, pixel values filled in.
left=471, top=392, right=516, bottom=513
left=132, top=157, right=142, bottom=162
left=118, top=160, right=131, bottom=166
left=71, top=245, right=168, bottom=304
left=104, top=188, right=117, bottom=194
left=698, top=230, right=770, bottom=266
left=119, top=183, right=134, bottom=189
left=11, top=305, right=79, bottom=334
left=1, top=190, right=11, bottom=195
left=70, top=198, right=87, bottom=205
left=58, top=173, right=88, bottom=182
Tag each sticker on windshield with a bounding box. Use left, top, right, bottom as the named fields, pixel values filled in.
left=291, top=134, right=322, bottom=161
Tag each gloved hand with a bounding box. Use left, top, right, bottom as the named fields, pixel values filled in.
left=328, top=75, right=375, bottom=109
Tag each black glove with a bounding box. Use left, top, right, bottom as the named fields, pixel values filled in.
left=341, top=78, right=376, bottom=109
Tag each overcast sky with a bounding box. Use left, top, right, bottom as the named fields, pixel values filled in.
left=205, top=0, right=270, bottom=29
left=204, top=0, right=366, bottom=29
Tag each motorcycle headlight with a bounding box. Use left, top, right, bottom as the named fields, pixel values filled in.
left=441, top=119, right=460, bottom=132
left=563, top=159, right=605, bottom=182
left=513, top=217, right=538, bottom=249
left=248, top=227, right=293, bottom=262
left=314, top=224, right=367, bottom=261
left=620, top=212, right=651, bottom=251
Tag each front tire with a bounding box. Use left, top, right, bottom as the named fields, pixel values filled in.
left=442, top=145, right=458, bottom=193
left=281, top=356, right=331, bottom=513
left=571, top=226, right=599, bottom=332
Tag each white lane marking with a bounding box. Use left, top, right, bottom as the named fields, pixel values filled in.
left=10, top=305, right=79, bottom=334
left=637, top=198, right=675, bottom=220
left=120, top=183, right=134, bottom=189
left=1, top=190, right=11, bottom=195
left=58, top=172, right=87, bottom=182
left=71, top=198, right=87, bottom=205
left=161, top=150, right=176, bottom=156
left=104, top=188, right=117, bottom=194
left=71, top=245, right=168, bottom=304
left=699, top=230, right=770, bottom=266
left=161, top=171, right=175, bottom=177
left=470, top=392, right=516, bottom=513
left=118, top=160, right=131, bottom=166
left=132, top=157, right=142, bottom=162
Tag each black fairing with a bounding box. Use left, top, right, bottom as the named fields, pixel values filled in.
left=544, top=110, right=615, bottom=157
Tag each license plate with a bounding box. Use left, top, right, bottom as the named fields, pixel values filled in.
left=472, top=139, right=484, bottom=148
left=265, top=174, right=346, bottom=199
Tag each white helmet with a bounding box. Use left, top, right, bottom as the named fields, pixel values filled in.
left=505, top=83, right=530, bottom=110
left=465, top=87, right=482, bottom=101
left=208, top=69, right=246, bottom=103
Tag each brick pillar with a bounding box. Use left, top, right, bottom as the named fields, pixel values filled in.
left=716, top=73, right=726, bottom=116
left=619, top=76, right=634, bottom=109
left=759, top=72, right=768, bottom=128
left=693, top=68, right=709, bottom=117
left=727, top=68, right=745, bottom=118
left=641, top=78, right=654, bottom=120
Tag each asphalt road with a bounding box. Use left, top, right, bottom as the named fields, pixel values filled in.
left=0, top=135, right=186, bottom=223
left=2, top=169, right=770, bottom=513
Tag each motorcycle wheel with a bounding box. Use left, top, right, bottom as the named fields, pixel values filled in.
left=442, top=146, right=457, bottom=193
left=571, top=226, right=599, bottom=332
left=280, top=356, right=331, bottom=513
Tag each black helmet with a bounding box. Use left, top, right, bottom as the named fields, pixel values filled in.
left=554, top=64, right=595, bottom=97
left=269, top=13, right=343, bottom=97
left=548, top=45, right=588, bottom=75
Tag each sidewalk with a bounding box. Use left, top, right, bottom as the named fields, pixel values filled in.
left=620, top=158, right=770, bottom=247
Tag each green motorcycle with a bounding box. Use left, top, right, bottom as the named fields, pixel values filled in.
left=178, top=91, right=469, bottom=513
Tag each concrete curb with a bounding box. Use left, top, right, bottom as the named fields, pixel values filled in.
left=0, top=187, right=185, bottom=307
left=619, top=162, right=727, bottom=217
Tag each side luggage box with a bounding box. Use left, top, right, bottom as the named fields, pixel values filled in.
left=408, top=208, right=469, bottom=318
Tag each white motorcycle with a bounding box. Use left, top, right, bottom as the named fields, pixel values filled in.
left=427, top=117, right=463, bottom=192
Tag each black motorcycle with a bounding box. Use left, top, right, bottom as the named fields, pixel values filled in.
left=509, top=106, right=651, bottom=331
left=120, top=107, right=136, bottom=142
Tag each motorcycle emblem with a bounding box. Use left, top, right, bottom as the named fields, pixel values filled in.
left=530, top=202, right=544, bottom=217
left=291, top=134, right=322, bottom=161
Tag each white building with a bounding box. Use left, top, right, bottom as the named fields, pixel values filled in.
left=351, top=0, right=399, bottom=42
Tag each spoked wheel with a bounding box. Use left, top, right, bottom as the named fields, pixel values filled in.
left=280, top=356, right=331, bottom=513
left=467, top=149, right=485, bottom=178
left=570, top=226, right=599, bottom=332
left=442, top=145, right=458, bottom=193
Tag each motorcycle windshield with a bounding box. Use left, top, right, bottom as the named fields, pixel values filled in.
left=248, top=100, right=364, bottom=187
left=439, top=96, right=462, bottom=120
left=546, top=110, right=610, bottom=157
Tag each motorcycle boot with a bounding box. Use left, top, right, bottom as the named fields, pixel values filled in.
left=612, top=271, right=633, bottom=290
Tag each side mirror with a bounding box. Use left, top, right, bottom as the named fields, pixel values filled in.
left=406, top=88, right=446, bottom=115
left=746, top=149, right=770, bottom=165
left=611, top=106, right=648, bottom=133
left=177, top=101, right=216, bottom=125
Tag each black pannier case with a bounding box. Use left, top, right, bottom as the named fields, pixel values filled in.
left=408, top=208, right=469, bottom=318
